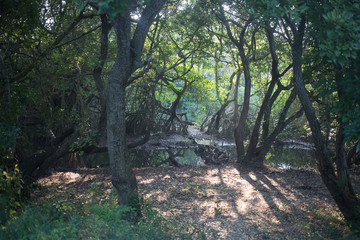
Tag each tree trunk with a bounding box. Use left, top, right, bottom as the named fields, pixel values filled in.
left=0, top=56, right=11, bottom=118
left=262, top=88, right=281, bottom=141
left=93, top=15, right=111, bottom=143
left=246, top=26, right=279, bottom=162
left=164, top=93, right=182, bottom=132
left=234, top=32, right=252, bottom=162
left=233, top=70, right=241, bottom=125
left=218, top=7, right=253, bottom=162
left=107, top=14, right=137, bottom=205
left=20, top=128, right=75, bottom=185
left=255, top=90, right=303, bottom=162
left=207, top=100, right=233, bottom=134
left=106, top=0, right=166, bottom=205
left=289, top=16, right=360, bottom=227
left=207, top=72, right=235, bottom=134
left=245, top=77, right=277, bottom=162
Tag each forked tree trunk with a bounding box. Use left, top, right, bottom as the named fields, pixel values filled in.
left=106, top=0, right=166, bottom=205
left=245, top=26, right=279, bottom=162
left=255, top=90, right=303, bottom=163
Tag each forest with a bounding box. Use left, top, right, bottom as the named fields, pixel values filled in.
left=1, top=0, right=360, bottom=239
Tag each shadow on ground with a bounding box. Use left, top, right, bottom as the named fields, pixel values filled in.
left=34, top=163, right=345, bottom=239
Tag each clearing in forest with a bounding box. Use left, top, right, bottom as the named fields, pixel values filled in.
left=34, top=162, right=353, bottom=239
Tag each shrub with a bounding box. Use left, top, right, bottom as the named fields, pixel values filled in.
left=0, top=196, right=193, bottom=240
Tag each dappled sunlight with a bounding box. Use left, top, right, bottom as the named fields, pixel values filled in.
left=137, top=177, right=155, bottom=185
left=248, top=172, right=258, bottom=181
left=143, top=189, right=169, bottom=203
left=32, top=164, right=346, bottom=239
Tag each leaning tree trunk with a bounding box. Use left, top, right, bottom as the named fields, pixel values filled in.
left=255, top=90, right=303, bottom=163
left=218, top=6, right=253, bottom=163
left=207, top=72, right=234, bottom=134
left=245, top=26, right=279, bottom=162
left=163, top=92, right=182, bottom=132
left=289, top=16, right=360, bottom=227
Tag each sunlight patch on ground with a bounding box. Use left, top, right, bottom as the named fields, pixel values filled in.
left=60, top=172, right=81, bottom=182
left=138, top=178, right=155, bottom=185
left=32, top=164, right=350, bottom=239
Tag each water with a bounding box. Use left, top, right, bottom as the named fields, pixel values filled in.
left=82, top=140, right=317, bottom=170
left=265, top=148, right=317, bottom=169
left=129, top=149, right=204, bottom=167
left=82, top=149, right=204, bottom=168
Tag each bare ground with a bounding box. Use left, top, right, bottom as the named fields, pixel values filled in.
left=33, top=162, right=352, bottom=239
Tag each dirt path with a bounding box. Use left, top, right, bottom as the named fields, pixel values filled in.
left=34, top=163, right=346, bottom=239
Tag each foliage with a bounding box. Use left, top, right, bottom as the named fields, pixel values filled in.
left=0, top=163, right=23, bottom=225
left=0, top=194, right=194, bottom=240
left=1, top=0, right=359, bottom=234
left=70, top=130, right=99, bottom=155
left=0, top=0, right=40, bottom=35
left=309, top=0, right=360, bottom=144
left=0, top=106, right=23, bottom=225
left=96, top=0, right=128, bottom=18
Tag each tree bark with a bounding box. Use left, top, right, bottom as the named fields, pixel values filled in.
left=230, top=20, right=253, bottom=162
left=93, top=14, right=111, bottom=142
left=234, top=48, right=251, bottom=162
left=107, top=12, right=137, bottom=205
left=245, top=26, right=279, bottom=162
left=262, top=88, right=280, bottom=141
left=0, top=56, right=11, bottom=118
left=207, top=71, right=235, bottom=134
left=164, top=91, right=183, bottom=132
left=163, top=84, right=188, bottom=133
left=255, top=90, right=303, bottom=162
left=233, top=70, right=241, bottom=125
left=107, top=0, right=166, bottom=205
left=287, top=15, right=360, bottom=227
left=216, top=4, right=253, bottom=162
left=206, top=100, right=233, bottom=134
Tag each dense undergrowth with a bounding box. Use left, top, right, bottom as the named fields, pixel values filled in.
left=0, top=190, right=204, bottom=240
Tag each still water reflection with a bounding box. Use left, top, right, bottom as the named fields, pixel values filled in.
left=83, top=143, right=317, bottom=170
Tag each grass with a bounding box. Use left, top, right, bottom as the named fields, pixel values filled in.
left=0, top=185, right=204, bottom=240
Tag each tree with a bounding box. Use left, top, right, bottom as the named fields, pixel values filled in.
left=210, top=0, right=298, bottom=166
left=134, top=0, right=213, bottom=134
left=102, top=0, right=167, bottom=205
left=0, top=0, right=101, bottom=182
left=267, top=0, right=360, bottom=228
left=205, top=31, right=237, bottom=135
left=211, top=0, right=254, bottom=161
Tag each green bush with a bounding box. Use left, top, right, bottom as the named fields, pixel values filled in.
left=0, top=163, right=23, bottom=225
left=0, top=123, right=24, bottom=225
left=0, top=197, right=193, bottom=240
